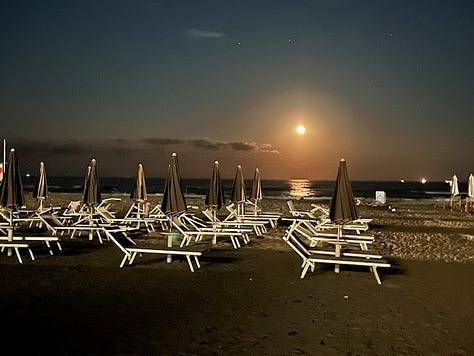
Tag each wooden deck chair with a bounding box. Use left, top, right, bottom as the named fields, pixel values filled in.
left=283, top=229, right=390, bottom=284
left=104, top=228, right=202, bottom=272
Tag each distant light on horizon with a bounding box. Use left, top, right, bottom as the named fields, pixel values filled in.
left=400, top=179, right=405, bottom=183
left=421, top=178, right=427, bottom=184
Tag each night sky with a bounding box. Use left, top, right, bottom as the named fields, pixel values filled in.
left=1, top=0, right=472, bottom=180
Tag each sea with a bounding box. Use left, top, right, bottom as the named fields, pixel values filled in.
left=21, top=176, right=465, bottom=201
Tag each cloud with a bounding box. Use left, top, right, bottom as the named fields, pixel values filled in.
left=185, top=28, right=226, bottom=39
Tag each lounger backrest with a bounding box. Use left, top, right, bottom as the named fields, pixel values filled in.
left=106, top=230, right=137, bottom=249
left=40, top=213, right=65, bottom=228
left=284, top=232, right=310, bottom=260
left=97, top=207, right=115, bottom=221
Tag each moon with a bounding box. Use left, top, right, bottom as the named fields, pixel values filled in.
left=296, top=124, right=306, bottom=135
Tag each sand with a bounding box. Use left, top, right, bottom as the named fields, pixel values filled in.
left=0, top=193, right=473, bottom=355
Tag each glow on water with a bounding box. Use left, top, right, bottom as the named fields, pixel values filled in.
left=288, top=179, right=315, bottom=198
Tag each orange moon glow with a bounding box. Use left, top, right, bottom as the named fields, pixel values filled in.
left=296, top=124, right=306, bottom=135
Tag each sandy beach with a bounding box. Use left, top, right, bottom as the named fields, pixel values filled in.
left=1, top=193, right=473, bottom=355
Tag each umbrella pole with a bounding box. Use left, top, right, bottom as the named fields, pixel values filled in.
left=334, top=225, right=342, bottom=273
left=7, top=211, right=13, bottom=257
left=89, top=207, right=94, bottom=241
left=167, top=217, right=174, bottom=263
left=212, top=208, right=217, bottom=245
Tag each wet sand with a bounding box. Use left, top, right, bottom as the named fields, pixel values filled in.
left=0, top=193, right=472, bottom=355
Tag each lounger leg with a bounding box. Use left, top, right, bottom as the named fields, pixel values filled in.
left=129, top=252, right=138, bottom=265
left=372, top=267, right=382, bottom=285
left=14, top=248, right=23, bottom=264
left=97, top=231, right=103, bottom=244
left=185, top=255, right=195, bottom=272
left=120, top=254, right=128, bottom=268
left=28, top=248, right=35, bottom=261
left=45, top=241, right=54, bottom=255
left=56, top=242, right=63, bottom=252
left=301, top=261, right=310, bottom=278
left=230, top=236, right=237, bottom=249
left=194, top=256, right=201, bottom=269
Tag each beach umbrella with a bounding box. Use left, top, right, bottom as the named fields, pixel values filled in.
left=450, top=174, right=459, bottom=209
left=468, top=174, right=474, bottom=199
left=161, top=153, right=187, bottom=216
left=0, top=148, right=25, bottom=246
left=329, top=159, right=359, bottom=223
left=83, top=158, right=102, bottom=207
left=205, top=161, right=225, bottom=210
left=465, top=174, right=474, bottom=212
left=250, top=168, right=263, bottom=213
left=33, top=161, right=48, bottom=211
left=129, top=163, right=148, bottom=222
left=328, top=159, right=359, bottom=274
left=230, top=165, right=247, bottom=215
left=130, top=163, right=148, bottom=203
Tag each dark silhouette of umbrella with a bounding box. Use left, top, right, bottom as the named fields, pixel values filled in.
left=230, top=165, right=247, bottom=203
left=250, top=167, right=263, bottom=214
left=0, top=148, right=24, bottom=210
left=329, top=159, right=359, bottom=223
left=161, top=153, right=187, bottom=216
left=130, top=163, right=148, bottom=203
left=230, top=165, right=247, bottom=215
left=251, top=168, right=262, bottom=202
left=83, top=158, right=102, bottom=207
left=205, top=161, right=225, bottom=210
left=328, top=159, right=359, bottom=274
left=33, top=161, right=48, bottom=211
left=0, top=148, right=25, bottom=246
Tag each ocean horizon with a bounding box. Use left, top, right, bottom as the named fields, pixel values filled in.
left=20, top=176, right=465, bottom=200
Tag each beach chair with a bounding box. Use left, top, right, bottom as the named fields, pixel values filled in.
left=172, top=215, right=251, bottom=249
left=202, top=208, right=267, bottom=237
left=37, top=212, right=107, bottom=243
left=225, top=203, right=280, bottom=229
left=0, top=240, right=47, bottom=264
left=103, top=228, right=202, bottom=272
left=96, top=206, right=155, bottom=232
left=283, top=229, right=390, bottom=284
left=282, top=217, right=374, bottom=251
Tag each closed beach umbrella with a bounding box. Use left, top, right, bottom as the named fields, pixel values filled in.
left=0, top=148, right=24, bottom=245
left=83, top=158, right=102, bottom=207
left=130, top=163, right=148, bottom=203
left=328, top=158, right=359, bottom=274
left=450, top=174, right=459, bottom=209
left=0, top=148, right=24, bottom=210
left=205, top=161, right=225, bottom=210
left=251, top=168, right=263, bottom=203
left=329, top=159, right=359, bottom=224
left=231, top=165, right=247, bottom=215
left=450, top=175, right=459, bottom=196
left=161, top=153, right=187, bottom=216
left=231, top=165, right=246, bottom=203
left=33, top=162, right=48, bottom=210
left=468, top=174, right=474, bottom=199
left=250, top=167, right=263, bottom=214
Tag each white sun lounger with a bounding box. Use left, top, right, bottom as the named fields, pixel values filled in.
left=104, top=228, right=202, bottom=272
